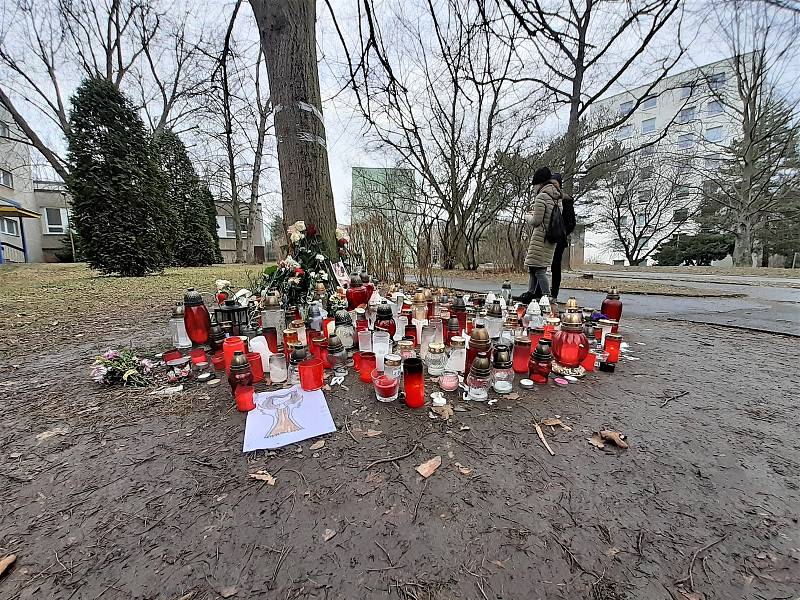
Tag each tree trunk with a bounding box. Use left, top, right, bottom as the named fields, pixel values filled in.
left=247, top=105, right=269, bottom=263
left=250, top=0, right=338, bottom=259
left=732, top=220, right=753, bottom=267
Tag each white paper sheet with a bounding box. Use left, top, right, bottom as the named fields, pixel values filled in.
left=242, top=385, right=337, bottom=452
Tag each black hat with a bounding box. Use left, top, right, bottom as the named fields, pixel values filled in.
left=553, top=172, right=563, bottom=185
left=532, top=166, right=552, bottom=186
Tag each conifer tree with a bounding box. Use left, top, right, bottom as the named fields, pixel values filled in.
left=67, top=78, right=170, bottom=276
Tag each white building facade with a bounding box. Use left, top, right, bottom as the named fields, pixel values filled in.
left=581, top=57, right=742, bottom=265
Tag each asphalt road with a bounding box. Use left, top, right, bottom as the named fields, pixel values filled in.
left=412, top=273, right=800, bottom=336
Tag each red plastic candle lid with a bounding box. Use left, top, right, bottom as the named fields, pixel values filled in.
left=554, top=377, right=569, bottom=386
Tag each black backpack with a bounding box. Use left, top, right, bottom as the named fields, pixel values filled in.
left=545, top=198, right=566, bottom=244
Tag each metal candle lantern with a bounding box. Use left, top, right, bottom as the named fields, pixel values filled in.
left=228, top=350, right=253, bottom=393
left=492, top=344, right=514, bottom=394
left=500, top=281, right=512, bottom=305
left=327, top=335, right=347, bottom=374
left=601, top=287, right=623, bottom=331
left=412, top=288, right=428, bottom=324
left=215, top=299, right=250, bottom=336
left=466, top=352, right=492, bottom=401
left=334, top=310, right=355, bottom=350
left=261, top=295, right=285, bottom=335
left=374, top=302, right=396, bottom=337
left=346, top=274, right=369, bottom=310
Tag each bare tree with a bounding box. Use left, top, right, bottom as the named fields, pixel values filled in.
left=0, top=0, right=209, bottom=180
left=691, top=0, right=800, bottom=266
left=589, top=143, right=696, bottom=265
left=325, top=0, right=546, bottom=270
left=498, top=0, right=685, bottom=198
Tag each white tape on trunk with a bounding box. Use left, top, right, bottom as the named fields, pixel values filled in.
left=297, top=131, right=327, bottom=148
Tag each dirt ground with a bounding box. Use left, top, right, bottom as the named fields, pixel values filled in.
left=2, top=266, right=799, bottom=600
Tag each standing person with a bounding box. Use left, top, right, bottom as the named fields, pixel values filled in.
left=521, top=166, right=563, bottom=302
left=550, top=172, right=576, bottom=304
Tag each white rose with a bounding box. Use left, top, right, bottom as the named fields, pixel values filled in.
left=315, top=254, right=325, bottom=261
left=293, top=220, right=306, bottom=232
left=320, top=273, right=329, bottom=281
left=290, top=231, right=303, bottom=243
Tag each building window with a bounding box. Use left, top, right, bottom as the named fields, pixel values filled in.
left=635, top=214, right=646, bottom=227
left=641, top=236, right=652, bottom=247
left=676, top=185, right=691, bottom=200
left=641, top=144, right=655, bottom=156
left=619, top=100, right=634, bottom=117
left=678, top=106, right=695, bottom=124
left=0, top=216, right=20, bottom=236
left=218, top=215, right=249, bottom=239
left=642, top=96, right=657, bottom=110
left=641, top=165, right=654, bottom=180
left=619, top=215, right=629, bottom=227
left=706, top=126, right=724, bottom=143
left=0, top=121, right=9, bottom=138
left=703, top=181, right=719, bottom=196
left=637, top=190, right=652, bottom=204
left=641, top=117, right=656, bottom=134
left=707, top=100, right=722, bottom=116
left=677, top=134, right=695, bottom=150
left=673, top=208, right=689, bottom=222
left=617, top=125, right=633, bottom=140
left=43, top=207, right=69, bottom=234
left=0, top=168, right=13, bottom=189
left=705, top=154, right=721, bottom=170
left=708, top=73, right=726, bottom=91
left=680, top=83, right=694, bottom=98
left=611, top=239, right=625, bottom=251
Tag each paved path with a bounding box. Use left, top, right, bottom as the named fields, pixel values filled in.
left=410, top=274, right=800, bottom=336
left=580, top=269, right=800, bottom=288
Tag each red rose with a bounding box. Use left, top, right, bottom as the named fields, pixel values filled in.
left=306, top=224, right=318, bottom=237
left=295, top=268, right=305, bottom=276
left=337, top=238, right=347, bottom=247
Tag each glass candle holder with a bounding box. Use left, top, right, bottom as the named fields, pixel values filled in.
left=372, top=368, right=400, bottom=403
left=512, top=336, right=532, bottom=374
left=358, top=329, right=373, bottom=352
left=235, top=385, right=256, bottom=412
left=170, top=307, right=192, bottom=349
left=384, top=354, right=402, bottom=380
left=429, top=318, right=444, bottom=344
left=597, top=319, right=615, bottom=347
left=403, top=358, right=425, bottom=409
left=299, top=358, right=324, bottom=391
left=358, top=352, right=376, bottom=383
left=419, top=326, right=435, bottom=359
left=601, top=288, right=623, bottom=331
left=222, top=336, right=246, bottom=372
left=424, top=342, right=447, bottom=376
left=404, top=323, right=418, bottom=347
left=465, top=371, right=491, bottom=401
left=328, top=348, right=348, bottom=375
left=398, top=339, right=416, bottom=361
left=438, top=370, right=460, bottom=392
left=211, top=352, right=225, bottom=372
left=283, top=329, right=299, bottom=363
left=189, top=347, right=207, bottom=365
left=530, top=357, right=552, bottom=384
left=394, top=315, right=408, bottom=341
left=183, top=288, right=212, bottom=345
left=492, top=367, right=514, bottom=393
left=262, top=327, right=279, bottom=353
left=445, top=336, right=467, bottom=373
left=269, top=354, right=288, bottom=383
left=604, top=334, right=623, bottom=364
left=372, top=330, right=391, bottom=371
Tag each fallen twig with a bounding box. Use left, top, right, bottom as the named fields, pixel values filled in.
left=0, top=554, right=16, bottom=577
left=660, top=390, right=688, bottom=408
left=412, top=480, right=428, bottom=524
left=674, top=534, right=727, bottom=590
left=268, top=546, right=292, bottom=590
left=534, top=423, right=555, bottom=456
left=344, top=414, right=358, bottom=443
left=364, top=444, right=419, bottom=471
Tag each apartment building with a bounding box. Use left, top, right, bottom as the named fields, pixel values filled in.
left=582, top=57, right=742, bottom=265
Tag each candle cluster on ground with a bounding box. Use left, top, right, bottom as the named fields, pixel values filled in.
left=154, top=276, right=628, bottom=414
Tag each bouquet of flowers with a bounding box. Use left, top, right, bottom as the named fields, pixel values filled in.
left=90, top=349, right=156, bottom=387
left=258, top=221, right=349, bottom=313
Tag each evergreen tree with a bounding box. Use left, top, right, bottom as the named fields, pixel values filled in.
left=200, top=186, right=224, bottom=263
left=67, top=78, right=170, bottom=276
left=154, top=130, right=218, bottom=266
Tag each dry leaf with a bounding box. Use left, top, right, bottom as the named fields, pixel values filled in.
left=430, top=405, right=454, bottom=420
left=365, top=429, right=382, bottom=437
left=454, top=462, right=472, bottom=476
left=35, top=425, right=70, bottom=443
left=219, top=586, right=238, bottom=598
left=453, top=405, right=468, bottom=412
left=309, top=440, right=325, bottom=451
left=323, top=528, right=337, bottom=542
left=605, top=546, right=622, bottom=557
left=416, top=455, right=442, bottom=478
left=600, top=430, right=629, bottom=449
left=541, top=418, right=573, bottom=432
left=505, top=392, right=520, bottom=400
left=489, top=559, right=507, bottom=569
left=249, top=470, right=276, bottom=485
left=588, top=433, right=605, bottom=449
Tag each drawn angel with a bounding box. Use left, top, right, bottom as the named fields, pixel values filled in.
left=257, top=386, right=304, bottom=437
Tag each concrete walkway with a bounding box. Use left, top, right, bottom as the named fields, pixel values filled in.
left=410, top=274, right=800, bottom=336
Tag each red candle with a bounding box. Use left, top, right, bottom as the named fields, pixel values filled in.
left=528, top=326, right=544, bottom=349
left=189, top=347, right=207, bottom=365
left=262, top=327, right=279, bottom=353
left=211, top=352, right=225, bottom=372
left=246, top=351, right=265, bottom=383
left=358, top=352, right=376, bottom=383
left=404, top=324, right=418, bottom=347
left=373, top=370, right=400, bottom=402
left=299, top=358, right=324, bottom=391
left=184, top=303, right=212, bottom=345
left=163, top=349, right=182, bottom=363
left=604, top=334, right=622, bottom=364
left=601, top=288, right=623, bottom=332
left=235, top=385, right=256, bottom=412
left=512, top=337, right=532, bottom=374
left=551, top=329, right=590, bottom=369
left=403, top=358, right=425, bottom=408
left=581, top=350, right=596, bottom=372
